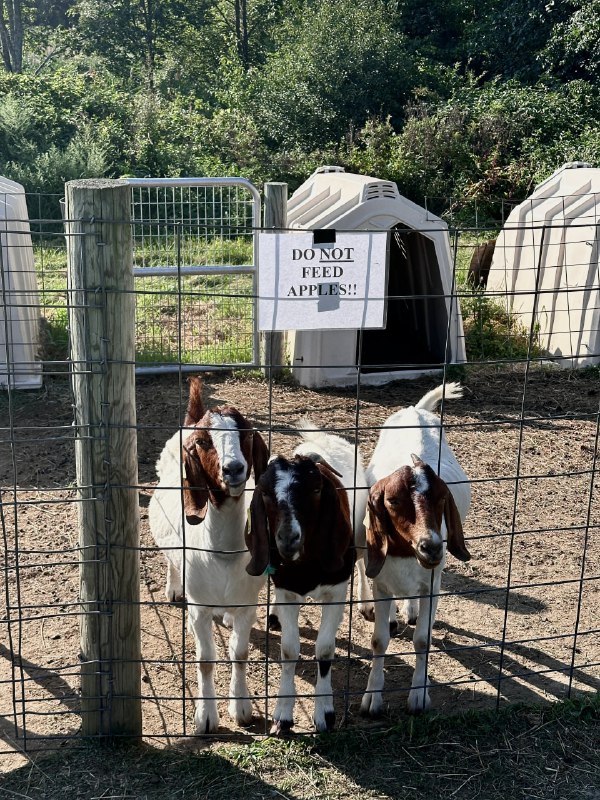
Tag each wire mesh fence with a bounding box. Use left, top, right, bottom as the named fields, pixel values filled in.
left=1, top=178, right=600, bottom=768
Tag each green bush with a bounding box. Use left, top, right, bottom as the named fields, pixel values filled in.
left=460, top=288, right=542, bottom=362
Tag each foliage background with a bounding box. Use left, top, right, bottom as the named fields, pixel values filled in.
left=0, top=0, right=598, bottom=219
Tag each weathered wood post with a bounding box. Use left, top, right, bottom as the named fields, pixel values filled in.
left=65, top=179, right=141, bottom=739
left=260, top=182, right=288, bottom=378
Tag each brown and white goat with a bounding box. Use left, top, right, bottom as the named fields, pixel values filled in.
left=361, top=383, right=472, bottom=717
left=148, top=377, right=269, bottom=733
left=246, top=453, right=354, bottom=734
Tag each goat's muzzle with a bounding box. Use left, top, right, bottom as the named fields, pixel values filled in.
left=222, top=459, right=247, bottom=496
left=415, top=533, right=444, bottom=569
left=275, top=516, right=303, bottom=562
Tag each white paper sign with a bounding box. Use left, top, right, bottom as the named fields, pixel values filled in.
left=258, top=232, right=388, bottom=331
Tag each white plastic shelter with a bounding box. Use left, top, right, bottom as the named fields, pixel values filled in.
left=0, top=177, right=42, bottom=389
left=285, top=167, right=466, bottom=387
left=487, top=162, right=600, bottom=368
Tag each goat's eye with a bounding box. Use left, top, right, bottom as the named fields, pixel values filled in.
left=196, top=439, right=211, bottom=451
left=314, top=488, right=321, bottom=494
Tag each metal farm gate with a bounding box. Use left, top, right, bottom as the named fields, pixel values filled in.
left=129, top=177, right=261, bottom=373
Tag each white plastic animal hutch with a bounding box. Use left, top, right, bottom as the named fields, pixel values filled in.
left=487, top=162, right=600, bottom=368
left=0, top=176, right=42, bottom=389
left=284, top=167, right=466, bottom=388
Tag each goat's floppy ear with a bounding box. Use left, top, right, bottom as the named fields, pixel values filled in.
left=317, top=464, right=352, bottom=574
left=252, top=431, right=269, bottom=482
left=245, top=487, right=271, bottom=576
left=182, top=443, right=209, bottom=524
left=185, top=376, right=205, bottom=427
left=444, top=492, right=471, bottom=562
left=365, top=484, right=391, bottom=578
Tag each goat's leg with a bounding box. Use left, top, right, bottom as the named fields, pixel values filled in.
left=271, top=590, right=300, bottom=735
left=407, top=576, right=440, bottom=714
left=227, top=605, right=256, bottom=726
left=313, top=583, right=346, bottom=732
left=165, top=559, right=184, bottom=603
left=188, top=605, right=220, bottom=734
left=356, top=555, right=375, bottom=622
left=267, top=592, right=281, bottom=631
left=360, top=586, right=392, bottom=717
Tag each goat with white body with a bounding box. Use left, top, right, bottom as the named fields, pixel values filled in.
left=246, top=424, right=358, bottom=734
left=148, top=377, right=269, bottom=733
left=361, top=383, right=472, bottom=717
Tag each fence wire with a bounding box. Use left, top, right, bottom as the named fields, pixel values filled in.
left=1, top=186, right=599, bottom=763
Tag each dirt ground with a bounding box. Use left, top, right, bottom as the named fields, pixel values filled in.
left=1, top=367, right=600, bottom=772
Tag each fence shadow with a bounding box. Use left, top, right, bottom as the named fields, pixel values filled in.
left=0, top=739, right=305, bottom=800
left=0, top=643, right=80, bottom=755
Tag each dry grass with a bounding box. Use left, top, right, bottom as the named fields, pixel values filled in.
left=1, top=697, right=599, bottom=800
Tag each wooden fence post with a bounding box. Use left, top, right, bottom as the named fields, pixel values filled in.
left=260, top=182, right=288, bottom=378
left=65, top=179, right=141, bottom=739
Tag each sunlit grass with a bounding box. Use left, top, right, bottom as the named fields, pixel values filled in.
left=33, top=237, right=255, bottom=366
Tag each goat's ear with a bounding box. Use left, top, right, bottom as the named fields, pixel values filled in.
left=185, top=376, right=205, bottom=427
left=245, top=487, right=270, bottom=576
left=365, top=486, right=390, bottom=578
left=252, top=431, right=269, bottom=482
left=182, top=444, right=209, bottom=524
left=317, top=464, right=352, bottom=574
left=444, top=492, right=471, bottom=562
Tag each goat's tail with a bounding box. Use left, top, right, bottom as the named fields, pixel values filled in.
left=415, top=382, right=463, bottom=411
left=296, top=417, right=322, bottom=442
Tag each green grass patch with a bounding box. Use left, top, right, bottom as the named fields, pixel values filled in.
left=1, top=695, right=599, bottom=800
left=33, top=238, right=255, bottom=367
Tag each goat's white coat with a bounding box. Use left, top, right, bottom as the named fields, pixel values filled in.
left=361, top=382, right=471, bottom=716
left=148, top=425, right=264, bottom=733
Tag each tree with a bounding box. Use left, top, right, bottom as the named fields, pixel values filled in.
left=74, top=0, right=210, bottom=87
left=542, top=0, right=600, bottom=81
left=0, top=0, right=23, bottom=72
left=245, top=0, right=413, bottom=150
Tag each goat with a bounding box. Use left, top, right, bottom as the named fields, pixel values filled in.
left=360, top=382, right=471, bottom=717
left=148, top=377, right=269, bottom=733
left=293, top=420, right=372, bottom=620
left=245, top=424, right=356, bottom=734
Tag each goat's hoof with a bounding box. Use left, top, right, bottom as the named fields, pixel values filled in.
left=166, top=590, right=185, bottom=605
left=194, top=707, right=220, bottom=735
left=359, top=606, right=375, bottom=623
left=267, top=613, right=281, bottom=631
left=230, top=699, right=253, bottom=727
left=313, top=708, right=335, bottom=733
left=360, top=695, right=383, bottom=718
left=407, top=690, right=431, bottom=715
left=389, top=620, right=399, bottom=637
left=407, top=616, right=418, bottom=626
left=270, top=719, right=294, bottom=737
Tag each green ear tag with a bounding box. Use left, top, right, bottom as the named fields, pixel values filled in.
left=264, top=564, right=276, bottom=576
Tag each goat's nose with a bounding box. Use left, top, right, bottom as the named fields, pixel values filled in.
left=222, top=460, right=246, bottom=483
left=277, top=528, right=302, bottom=560
left=417, top=537, right=443, bottom=564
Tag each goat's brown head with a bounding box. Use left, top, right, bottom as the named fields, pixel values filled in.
left=181, top=377, right=269, bottom=524
left=245, top=454, right=351, bottom=576
left=365, top=454, right=471, bottom=578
